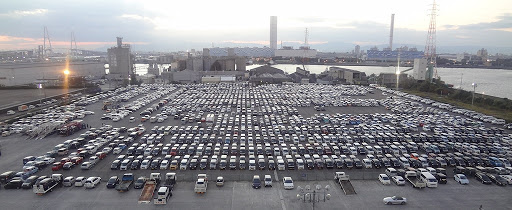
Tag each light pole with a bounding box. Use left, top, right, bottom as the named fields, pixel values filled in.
left=296, top=184, right=331, bottom=210
left=472, top=83, right=477, bottom=105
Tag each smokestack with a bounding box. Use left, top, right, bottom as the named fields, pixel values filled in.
left=117, top=37, right=123, bottom=48
left=389, top=14, right=394, bottom=50
left=270, top=16, right=277, bottom=50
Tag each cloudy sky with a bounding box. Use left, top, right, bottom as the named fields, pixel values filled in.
left=0, top=0, right=511, bottom=53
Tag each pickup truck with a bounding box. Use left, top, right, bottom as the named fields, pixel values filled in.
left=138, top=173, right=161, bottom=204
left=334, top=172, right=356, bottom=195
left=33, top=174, right=63, bottom=195
left=405, top=171, right=426, bottom=188
left=116, top=173, right=134, bottom=192
left=162, top=173, right=176, bottom=189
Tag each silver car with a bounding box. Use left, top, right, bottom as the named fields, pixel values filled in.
left=383, top=196, right=407, bottom=205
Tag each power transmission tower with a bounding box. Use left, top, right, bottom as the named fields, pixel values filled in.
left=424, top=0, right=438, bottom=80
left=43, top=26, right=53, bottom=56
left=70, top=31, right=78, bottom=56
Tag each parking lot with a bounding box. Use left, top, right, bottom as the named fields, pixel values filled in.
left=0, top=83, right=511, bottom=209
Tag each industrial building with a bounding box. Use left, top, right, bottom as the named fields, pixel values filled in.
left=107, top=37, right=133, bottom=80
left=249, top=65, right=291, bottom=84
left=412, top=58, right=428, bottom=81
left=275, top=46, right=317, bottom=58
left=161, top=48, right=247, bottom=84
left=0, top=61, right=105, bottom=87
left=379, top=72, right=407, bottom=87
left=366, top=48, right=424, bottom=62
left=317, top=67, right=368, bottom=85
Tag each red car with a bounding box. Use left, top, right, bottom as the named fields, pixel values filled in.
left=170, top=148, right=177, bottom=156
left=60, top=157, right=71, bottom=164
left=96, top=152, right=107, bottom=160
left=52, top=162, right=63, bottom=171
left=71, top=156, right=83, bottom=164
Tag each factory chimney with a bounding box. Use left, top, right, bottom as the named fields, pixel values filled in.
left=389, top=14, right=395, bottom=50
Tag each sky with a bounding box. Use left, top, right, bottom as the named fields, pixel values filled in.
left=0, top=0, right=511, bottom=54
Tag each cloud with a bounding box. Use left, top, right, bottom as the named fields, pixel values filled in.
left=0, top=9, right=48, bottom=17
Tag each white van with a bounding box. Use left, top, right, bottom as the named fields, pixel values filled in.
left=249, top=160, right=256, bottom=170
left=264, top=175, right=272, bottom=187
left=385, top=168, right=398, bottom=177
left=363, top=158, right=373, bottom=169
left=277, top=159, right=286, bottom=171
left=420, top=172, right=438, bottom=188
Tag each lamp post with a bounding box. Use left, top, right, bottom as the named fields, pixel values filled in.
left=296, top=184, right=331, bottom=210
left=472, top=83, right=477, bottom=105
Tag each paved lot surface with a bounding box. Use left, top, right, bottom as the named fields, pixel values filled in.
left=0, top=88, right=80, bottom=109
left=0, top=179, right=510, bottom=210
left=0, top=85, right=511, bottom=209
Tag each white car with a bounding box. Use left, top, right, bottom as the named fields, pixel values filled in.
left=113, top=147, right=122, bottom=154
left=6, top=110, right=15, bottom=115
left=63, top=176, right=75, bottom=187
left=75, top=176, right=86, bottom=187
left=379, top=174, right=391, bottom=185
left=140, top=160, right=150, bottom=170
left=392, top=176, right=405, bottom=186
left=129, top=117, right=136, bottom=122
left=454, top=174, right=469, bottom=185
left=283, top=177, right=294, bottom=190
left=85, top=177, right=101, bottom=189
left=383, top=196, right=407, bottom=205
left=499, top=175, right=512, bottom=185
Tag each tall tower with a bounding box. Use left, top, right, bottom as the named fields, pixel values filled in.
left=424, top=0, right=438, bottom=80
left=43, top=26, right=53, bottom=56
left=389, top=14, right=395, bottom=50
left=270, top=16, right=277, bottom=50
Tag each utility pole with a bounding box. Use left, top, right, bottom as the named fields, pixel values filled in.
left=472, top=83, right=477, bottom=105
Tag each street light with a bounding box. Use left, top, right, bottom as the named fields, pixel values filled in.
left=297, top=184, right=331, bottom=210
left=472, top=83, right=477, bottom=105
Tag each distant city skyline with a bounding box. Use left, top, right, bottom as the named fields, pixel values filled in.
left=0, top=0, right=511, bottom=54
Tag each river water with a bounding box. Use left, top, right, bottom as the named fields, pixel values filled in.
left=247, top=64, right=512, bottom=99
left=132, top=63, right=512, bottom=99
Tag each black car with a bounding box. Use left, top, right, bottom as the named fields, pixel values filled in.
left=4, top=178, right=23, bottom=189
left=436, top=173, right=448, bottom=184
left=268, top=160, right=275, bottom=170
left=111, top=160, right=121, bottom=170
left=0, top=171, right=16, bottom=184
left=134, top=177, right=146, bottom=189
left=475, top=173, right=492, bottom=184
left=106, top=176, right=119, bottom=189
left=63, top=162, right=75, bottom=170
left=131, top=160, right=141, bottom=170
left=21, top=176, right=39, bottom=189
left=488, top=174, right=508, bottom=186
left=353, top=159, right=363, bottom=169
left=189, top=159, right=198, bottom=170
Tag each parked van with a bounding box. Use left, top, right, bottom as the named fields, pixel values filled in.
left=363, top=158, right=373, bottom=169
left=277, top=159, right=286, bottom=171
left=385, top=168, right=398, bottom=177
left=399, top=157, right=410, bottom=168
left=264, top=175, right=272, bottom=187
left=420, top=172, right=438, bottom=188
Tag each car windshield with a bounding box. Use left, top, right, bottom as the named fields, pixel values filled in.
left=284, top=179, right=292, bottom=183
left=460, top=175, right=467, bottom=179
